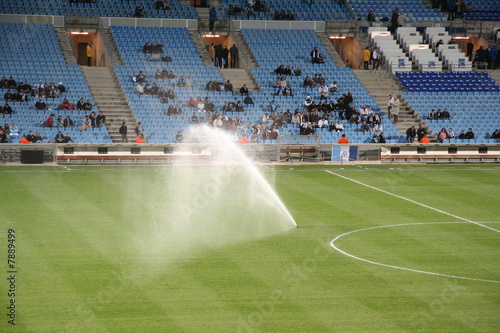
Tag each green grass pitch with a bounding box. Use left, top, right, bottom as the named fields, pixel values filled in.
left=1, top=164, right=499, bottom=332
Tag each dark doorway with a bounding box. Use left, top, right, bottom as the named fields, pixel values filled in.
left=77, top=43, right=89, bottom=66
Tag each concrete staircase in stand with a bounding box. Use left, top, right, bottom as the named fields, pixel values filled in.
left=188, top=30, right=214, bottom=66
left=487, top=69, right=500, bottom=86
left=99, top=27, right=124, bottom=66
left=230, top=31, right=259, bottom=68
left=353, top=69, right=437, bottom=142
left=81, top=66, right=138, bottom=143
left=317, top=32, right=346, bottom=68
left=219, top=68, right=260, bottom=92
left=195, top=6, right=229, bottom=35
left=54, top=27, right=77, bottom=65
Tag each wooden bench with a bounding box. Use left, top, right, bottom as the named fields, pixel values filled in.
left=279, top=147, right=322, bottom=162
left=57, top=154, right=211, bottom=164
left=381, top=154, right=500, bottom=162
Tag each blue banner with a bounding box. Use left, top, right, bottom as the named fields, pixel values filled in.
left=332, top=146, right=358, bottom=162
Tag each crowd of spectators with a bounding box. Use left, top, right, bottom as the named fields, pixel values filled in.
left=273, top=9, right=294, bottom=20
left=427, top=108, right=451, bottom=120
left=275, top=65, right=302, bottom=76
left=1, top=76, right=67, bottom=101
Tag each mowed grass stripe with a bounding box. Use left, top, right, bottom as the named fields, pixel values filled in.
left=1, top=170, right=186, bottom=332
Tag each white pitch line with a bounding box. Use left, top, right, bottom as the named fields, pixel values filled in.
left=330, top=222, right=500, bottom=283
left=325, top=170, right=500, bottom=233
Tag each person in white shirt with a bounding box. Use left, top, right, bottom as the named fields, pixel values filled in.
left=335, top=121, right=344, bottom=132
left=135, top=83, right=144, bottom=94
left=359, top=104, right=369, bottom=121
left=392, top=95, right=400, bottom=123
left=372, top=47, right=380, bottom=70
left=318, top=117, right=329, bottom=128
left=318, top=84, right=328, bottom=101
left=387, top=94, right=394, bottom=119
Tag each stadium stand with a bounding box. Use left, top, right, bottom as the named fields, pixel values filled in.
left=0, top=0, right=197, bottom=19
left=112, top=26, right=233, bottom=144
left=218, top=0, right=352, bottom=21
left=349, top=0, right=446, bottom=23
left=242, top=28, right=405, bottom=143
left=0, top=23, right=112, bottom=143
left=397, top=72, right=500, bottom=143
left=462, top=0, right=500, bottom=21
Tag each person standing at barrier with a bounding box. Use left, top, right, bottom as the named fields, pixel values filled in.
left=209, top=7, right=217, bottom=33
left=337, top=134, right=349, bottom=144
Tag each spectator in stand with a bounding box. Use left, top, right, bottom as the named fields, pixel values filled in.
left=26, top=131, right=36, bottom=143
left=310, top=47, right=321, bottom=64
left=397, top=12, right=406, bottom=27
left=19, top=135, right=31, bottom=144
left=391, top=8, right=399, bottom=31
left=55, top=131, right=65, bottom=143
left=318, top=84, right=328, bottom=101
left=136, top=83, right=145, bottom=95
left=56, top=115, right=63, bottom=127
left=447, top=0, right=456, bottom=20
left=447, top=127, right=455, bottom=141
left=4, top=90, right=13, bottom=102
left=239, top=84, right=249, bottom=95
left=442, top=108, right=450, bottom=120
left=134, top=5, right=144, bottom=17
left=372, top=47, right=380, bottom=70
left=0, top=128, right=7, bottom=143
left=134, top=122, right=144, bottom=135
left=428, top=109, right=437, bottom=120
left=77, top=98, right=85, bottom=111
left=136, top=133, right=145, bottom=143
left=119, top=122, right=128, bottom=143
left=63, top=115, right=74, bottom=128
left=63, top=133, right=72, bottom=143
left=59, top=98, right=73, bottom=110
left=83, top=99, right=92, bottom=111
left=243, top=94, right=253, bottom=105
left=82, top=115, right=92, bottom=129
left=438, top=128, right=448, bottom=143
left=0, top=76, right=8, bottom=89
left=367, top=10, right=376, bottom=26
left=96, top=111, right=106, bottom=127
left=362, top=47, right=371, bottom=70
left=488, top=45, right=497, bottom=69
left=417, top=124, right=427, bottom=142
left=379, top=132, right=387, bottom=143
left=420, top=134, right=430, bottom=143
left=317, top=117, right=328, bottom=129
left=175, top=131, right=183, bottom=142
left=33, top=131, right=43, bottom=143
left=491, top=129, right=500, bottom=139
left=464, top=128, right=474, bottom=139
left=337, top=134, right=349, bottom=144
left=303, top=76, right=314, bottom=88
left=44, top=114, right=55, bottom=127
left=405, top=126, right=416, bottom=143
left=224, top=80, right=233, bottom=92
left=155, top=0, right=164, bottom=10
left=7, top=76, right=17, bottom=89
left=209, top=7, right=217, bottom=33
left=35, top=97, right=47, bottom=110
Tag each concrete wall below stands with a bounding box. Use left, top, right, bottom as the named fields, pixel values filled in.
left=1, top=143, right=499, bottom=164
